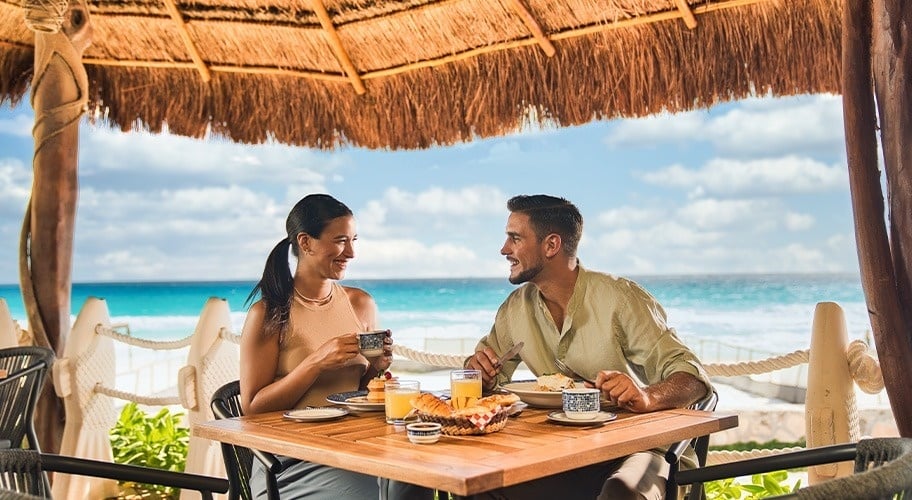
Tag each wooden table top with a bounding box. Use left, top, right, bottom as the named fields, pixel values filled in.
left=195, top=406, right=737, bottom=496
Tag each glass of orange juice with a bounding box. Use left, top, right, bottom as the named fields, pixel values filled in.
left=450, top=369, right=482, bottom=409
left=385, top=379, right=419, bottom=424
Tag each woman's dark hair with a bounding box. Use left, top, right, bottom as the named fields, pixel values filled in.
left=246, top=194, right=353, bottom=338
left=507, top=194, right=583, bottom=256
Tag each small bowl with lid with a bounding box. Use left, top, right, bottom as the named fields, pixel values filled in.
left=406, top=422, right=442, bottom=444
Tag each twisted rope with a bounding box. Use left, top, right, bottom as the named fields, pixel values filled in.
left=23, top=0, right=69, bottom=33
left=393, top=345, right=465, bottom=368
left=706, top=446, right=806, bottom=466
left=219, top=327, right=241, bottom=345
left=704, top=349, right=810, bottom=377
left=846, top=340, right=884, bottom=393
left=95, top=324, right=193, bottom=349
left=94, top=383, right=181, bottom=406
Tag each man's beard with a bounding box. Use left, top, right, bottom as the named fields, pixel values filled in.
left=509, top=261, right=543, bottom=285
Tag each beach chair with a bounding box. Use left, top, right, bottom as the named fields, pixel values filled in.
left=211, top=380, right=283, bottom=500
left=0, top=346, right=55, bottom=452
left=674, top=437, right=912, bottom=499
left=665, top=389, right=719, bottom=500
left=0, top=448, right=228, bottom=499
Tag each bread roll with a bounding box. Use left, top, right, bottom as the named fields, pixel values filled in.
left=477, top=393, right=520, bottom=409
left=410, top=393, right=453, bottom=417
left=536, top=373, right=576, bottom=392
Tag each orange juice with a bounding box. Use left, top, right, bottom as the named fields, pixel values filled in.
left=385, top=380, right=419, bottom=423
left=450, top=378, right=482, bottom=409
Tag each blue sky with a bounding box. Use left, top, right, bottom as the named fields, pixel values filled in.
left=0, top=93, right=858, bottom=283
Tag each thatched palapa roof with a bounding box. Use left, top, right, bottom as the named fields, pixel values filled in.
left=1, top=0, right=842, bottom=150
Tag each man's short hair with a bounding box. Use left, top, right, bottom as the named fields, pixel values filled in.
left=507, top=195, right=583, bottom=256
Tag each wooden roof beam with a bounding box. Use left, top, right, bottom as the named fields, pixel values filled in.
left=161, top=0, right=211, bottom=82
left=505, top=0, right=556, bottom=57
left=673, top=0, right=698, bottom=29
left=309, top=0, right=366, bottom=95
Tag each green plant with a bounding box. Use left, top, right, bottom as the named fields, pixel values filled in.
left=704, top=470, right=802, bottom=499
left=110, top=403, right=190, bottom=499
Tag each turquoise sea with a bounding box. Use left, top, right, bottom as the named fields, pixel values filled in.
left=0, top=274, right=871, bottom=355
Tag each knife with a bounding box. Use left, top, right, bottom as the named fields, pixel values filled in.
left=496, top=341, right=524, bottom=367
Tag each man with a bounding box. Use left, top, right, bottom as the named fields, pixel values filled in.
left=467, top=194, right=712, bottom=500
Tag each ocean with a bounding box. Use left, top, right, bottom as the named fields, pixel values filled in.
left=0, top=273, right=872, bottom=356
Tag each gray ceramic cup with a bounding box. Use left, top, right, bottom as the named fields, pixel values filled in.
left=358, top=329, right=387, bottom=357
left=562, top=388, right=600, bottom=420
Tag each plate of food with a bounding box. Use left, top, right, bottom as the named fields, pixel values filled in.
left=501, top=374, right=579, bottom=408
left=326, top=390, right=386, bottom=412
left=283, top=407, right=349, bottom=422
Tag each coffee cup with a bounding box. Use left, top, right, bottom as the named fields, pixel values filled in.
left=358, top=329, right=387, bottom=357
left=562, top=388, right=600, bottom=420
left=406, top=422, right=441, bottom=444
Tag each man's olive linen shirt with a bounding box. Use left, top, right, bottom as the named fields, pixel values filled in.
left=474, top=265, right=712, bottom=395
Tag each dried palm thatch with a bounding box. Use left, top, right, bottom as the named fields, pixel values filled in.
left=1, top=0, right=842, bottom=150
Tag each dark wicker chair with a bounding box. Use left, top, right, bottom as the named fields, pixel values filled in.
left=675, top=437, right=912, bottom=499
left=0, top=346, right=56, bottom=452
left=0, top=448, right=228, bottom=499
left=665, top=389, right=719, bottom=500
left=210, top=380, right=283, bottom=500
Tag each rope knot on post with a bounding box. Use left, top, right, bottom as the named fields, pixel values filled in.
left=24, top=0, right=70, bottom=33
left=847, top=339, right=884, bottom=394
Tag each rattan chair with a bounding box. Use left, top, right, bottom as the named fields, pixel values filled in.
left=0, top=346, right=55, bottom=452
left=675, top=437, right=912, bottom=500
left=211, top=380, right=283, bottom=500
left=665, top=389, right=719, bottom=500
left=0, top=448, right=228, bottom=499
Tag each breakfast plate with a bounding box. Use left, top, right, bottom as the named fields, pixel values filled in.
left=501, top=381, right=563, bottom=408
left=546, top=411, right=617, bottom=426
left=326, top=390, right=385, bottom=412
left=283, top=407, right=349, bottom=422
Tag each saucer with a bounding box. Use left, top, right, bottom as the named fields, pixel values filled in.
left=546, top=410, right=617, bottom=426
left=283, top=407, right=349, bottom=422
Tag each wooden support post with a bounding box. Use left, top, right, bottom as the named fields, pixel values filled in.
left=162, top=0, right=212, bottom=83
left=505, top=0, right=556, bottom=57
left=842, top=0, right=912, bottom=436
left=21, top=0, right=92, bottom=454
left=309, top=0, right=366, bottom=95
left=673, top=0, right=698, bottom=29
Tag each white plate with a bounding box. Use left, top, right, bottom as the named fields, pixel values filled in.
left=501, top=381, right=563, bottom=408
left=547, top=410, right=617, bottom=426
left=326, top=390, right=386, bottom=412
left=283, top=407, right=349, bottom=422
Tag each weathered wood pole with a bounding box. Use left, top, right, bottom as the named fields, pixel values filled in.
left=842, top=0, right=912, bottom=436
left=20, top=0, right=92, bottom=453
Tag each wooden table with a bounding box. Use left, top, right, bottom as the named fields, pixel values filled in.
left=195, top=407, right=737, bottom=496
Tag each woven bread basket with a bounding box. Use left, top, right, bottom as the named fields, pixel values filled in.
left=417, top=409, right=509, bottom=435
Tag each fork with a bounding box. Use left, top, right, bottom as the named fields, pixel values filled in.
left=554, top=358, right=595, bottom=385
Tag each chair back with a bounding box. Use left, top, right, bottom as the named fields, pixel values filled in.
left=0, top=347, right=55, bottom=451
left=210, top=381, right=257, bottom=500
left=665, top=389, right=719, bottom=500
left=0, top=449, right=49, bottom=498
left=790, top=437, right=912, bottom=500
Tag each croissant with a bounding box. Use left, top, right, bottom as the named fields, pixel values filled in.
left=410, top=393, right=453, bottom=417
left=477, top=393, right=520, bottom=409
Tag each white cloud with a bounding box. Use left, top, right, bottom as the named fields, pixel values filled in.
left=349, top=239, right=505, bottom=278
left=596, top=207, right=662, bottom=228
left=606, top=94, right=845, bottom=158
left=0, top=114, right=32, bottom=137
left=640, top=157, right=847, bottom=197
left=785, top=212, right=815, bottom=231
left=78, top=126, right=341, bottom=185
left=677, top=198, right=776, bottom=230
left=380, top=186, right=506, bottom=216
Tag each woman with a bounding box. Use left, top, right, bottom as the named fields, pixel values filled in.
left=240, top=194, right=428, bottom=499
